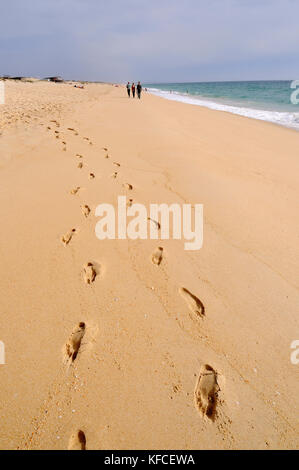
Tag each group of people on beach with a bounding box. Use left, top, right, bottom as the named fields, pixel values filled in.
left=126, top=81, right=142, bottom=99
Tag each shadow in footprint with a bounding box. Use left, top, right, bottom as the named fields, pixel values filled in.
left=147, top=218, right=160, bottom=231
left=179, top=287, right=205, bottom=318
left=194, top=364, right=219, bottom=420
left=152, top=247, right=163, bottom=266
left=65, top=322, right=86, bottom=363
left=83, top=262, right=97, bottom=284
left=61, top=228, right=76, bottom=246
left=123, top=183, right=133, bottom=190
left=68, top=430, right=86, bottom=450
left=70, top=187, right=81, bottom=195
left=81, top=205, right=91, bottom=218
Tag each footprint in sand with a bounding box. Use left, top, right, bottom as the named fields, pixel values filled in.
left=68, top=430, right=86, bottom=450
left=83, top=262, right=96, bottom=284
left=61, top=228, right=76, bottom=246
left=194, top=364, right=219, bottom=419
left=70, top=187, right=81, bottom=195
left=179, top=287, right=205, bottom=318
left=123, top=183, right=133, bottom=190
left=65, top=322, right=85, bottom=363
left=78, top=162, right=83, bottom=169
left=76, top=154, right=83, bottom=159
left=127, top=198, right=133, bottom=208
left=89, top=173, right=95, bottom=179
left=83, top=137, right=89, bottom=141
left=102, top=147, right=108, bottom=152
left=111, top=172, right=118, bottom=179
left=113, top=162, right=120, bottom=167
left=152, top=247, right=163, bottom=266
left=147, top=217, right=161, bottom=231
left=81, top=205, right=90, bottom=218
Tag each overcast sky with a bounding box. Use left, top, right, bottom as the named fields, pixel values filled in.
left=0, top=0, right=298, bottom=83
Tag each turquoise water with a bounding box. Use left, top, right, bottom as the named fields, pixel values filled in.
left=145, top=81, right=299, bottom=129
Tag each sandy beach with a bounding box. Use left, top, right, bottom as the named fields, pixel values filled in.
left=0, top=80, right=298, bottom=450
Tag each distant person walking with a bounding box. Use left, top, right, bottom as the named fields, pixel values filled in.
left=126, top=82, right=131, bottom=97
left=131, top=82, right=136, bottom=98
left=137, top=81, right=142, bottom=99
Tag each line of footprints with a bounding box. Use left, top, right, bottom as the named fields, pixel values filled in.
left=49, top=121, right=220, bottom=449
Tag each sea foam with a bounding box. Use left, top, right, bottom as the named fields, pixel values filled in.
left=148, top=87, right=299, bottom=130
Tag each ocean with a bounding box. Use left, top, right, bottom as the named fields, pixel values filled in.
left=145, top=81, right=299, bottom=130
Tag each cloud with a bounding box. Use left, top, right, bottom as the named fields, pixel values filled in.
left=0, top=0, right=298, bottom=81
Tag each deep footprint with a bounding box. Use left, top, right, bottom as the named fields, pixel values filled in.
left=194, top=364, right=219, bottom=419
left=179, top=287, right=205, bottom=317
left=81, top=205, right=90, bottom=217
left=68, top=430, right=86, bottom=450
left=61, top=228, right=76, bottom=246
left=65, top=322, right=85, bottom=363
left=123, top=183, right=133, bottom=190
left=152, top=247, right=163, bottom=266
left=83, top=262, right=96, bottom=284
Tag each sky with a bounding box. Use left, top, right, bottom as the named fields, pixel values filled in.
left=0, top=0, right=298, bottom=83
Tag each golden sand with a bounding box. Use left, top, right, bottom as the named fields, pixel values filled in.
left=0, top=80, right=298, bottom=449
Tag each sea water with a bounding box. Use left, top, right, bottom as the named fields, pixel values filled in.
left=145, top=81, right=299, bottom=130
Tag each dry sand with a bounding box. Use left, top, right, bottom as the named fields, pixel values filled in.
left=0, top=80, right=298, bottom=450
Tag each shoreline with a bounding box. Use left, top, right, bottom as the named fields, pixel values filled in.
left=0, top=81, right=298, bottom=450
left=146, top=84, right=299, bottom=131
